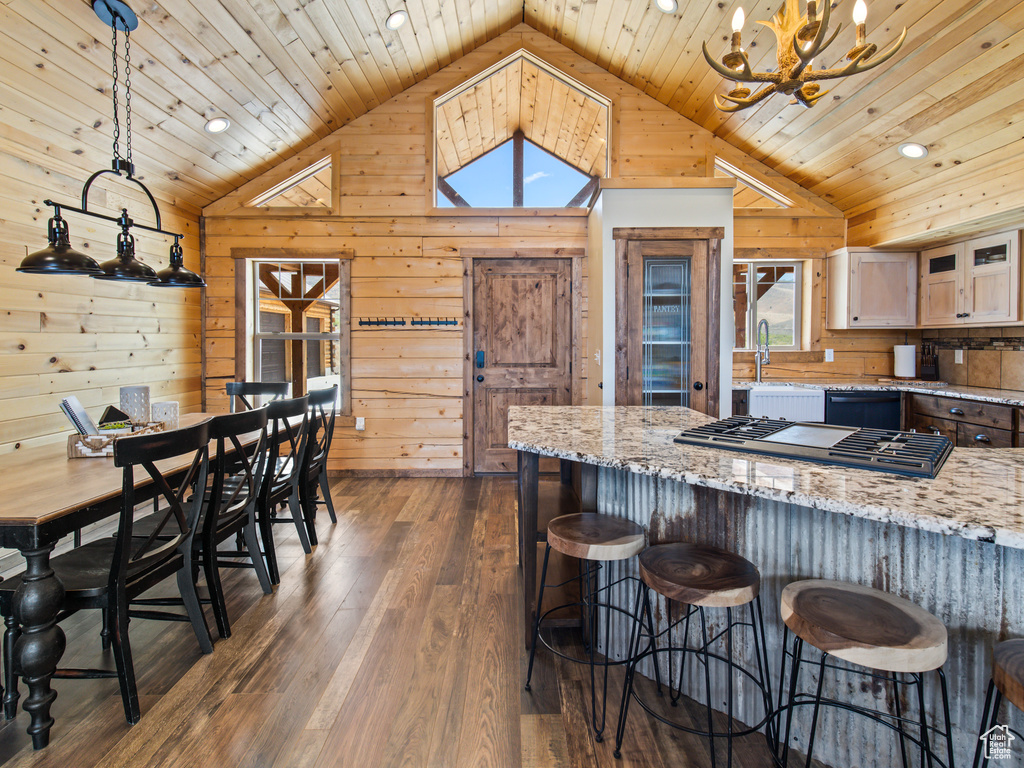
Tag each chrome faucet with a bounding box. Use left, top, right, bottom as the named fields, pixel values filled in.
left=755, top=319, right=770, bottom=383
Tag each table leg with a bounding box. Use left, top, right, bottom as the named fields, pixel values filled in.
left=13, top=543, right=66, bottom=749
left=518, top=450, right=539, bottom=648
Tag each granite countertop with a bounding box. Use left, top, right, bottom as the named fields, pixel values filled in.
left=507, top=405, right=1024, bottom=550
left=731, top=379, right=1024, bottom=406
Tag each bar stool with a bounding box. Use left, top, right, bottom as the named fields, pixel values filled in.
left=777, top=580, right=955, bottom=768
left=525, top=512, right=651, bottom=742
left=613, top=543, right=774, bottom=767
left=973, top=639, right=1024, bottom=767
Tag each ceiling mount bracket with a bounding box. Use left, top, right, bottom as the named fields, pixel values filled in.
left=93, top=0, right=138, bottom=32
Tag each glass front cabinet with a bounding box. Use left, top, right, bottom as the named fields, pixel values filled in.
left=919, top=231, right=1020, bottom=326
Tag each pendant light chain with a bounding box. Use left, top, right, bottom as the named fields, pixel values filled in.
left=124, top=24, right=133, bottom=170
left=110, top=22, right=121, bottom=169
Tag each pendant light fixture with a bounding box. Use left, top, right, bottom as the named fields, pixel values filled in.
left=17, top=0, right=204, bottom=288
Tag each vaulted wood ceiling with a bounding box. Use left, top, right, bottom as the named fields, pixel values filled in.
left=2, top=0, right=1020, bottom=244
left=434, top=56, right=608, bottom=178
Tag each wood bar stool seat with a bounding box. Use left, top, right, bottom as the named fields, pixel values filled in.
left=615, top=543, right=774, bottom=767
left=776, top=580, right=954, bottom=768
left=639, top=543, right=759, bottom=608
left=526, top=513, right=653, bottom=743
left=974, top=639, right=1024, bottom=767
left=781, top=580, right=947, bottom=673
left=547, top=513, right=645, bottom=561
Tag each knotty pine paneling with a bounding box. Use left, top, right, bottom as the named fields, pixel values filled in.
left=204, top=27, right=842, bottom=475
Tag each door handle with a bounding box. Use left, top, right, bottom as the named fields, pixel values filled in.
left=693, top=381, right=704, bottom=391
left=476, top=375, right=484, bottom=383
left=476, top=350, right=485, bottom=369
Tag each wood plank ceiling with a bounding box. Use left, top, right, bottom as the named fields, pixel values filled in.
left=2, top=0, right=1020, bottom=244
left=434, top=57, right=608, bottom=178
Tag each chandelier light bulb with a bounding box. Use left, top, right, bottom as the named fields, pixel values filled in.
left=732, top=7, right=745, bottom=33
left=852, top=0, right=868, bottom=26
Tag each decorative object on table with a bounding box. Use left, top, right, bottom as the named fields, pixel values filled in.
left=67, top=422, right=164, bottom=458
left=151, top=401, right=179, bottom=430
left=702, top=0, right=907, bottom=112
left=893, top=344, right=916, bottom=378
left=58, top=396, right=99, bottom=435
left=15, top=0, right=203, bottom=288
left=919, top=343, right=940, bottom=381
left=119, top=385, right=151, bottom=425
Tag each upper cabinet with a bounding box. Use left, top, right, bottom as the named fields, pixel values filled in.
left=826, top=248, right=917, bottom=329
left=919, top=231, right=1020, bottom=327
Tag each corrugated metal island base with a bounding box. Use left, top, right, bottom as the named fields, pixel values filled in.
left=509, top=405, right=1024, bottom=768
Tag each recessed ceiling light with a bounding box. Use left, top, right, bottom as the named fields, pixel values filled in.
left=897, top=142, right=928, bottom=159
left=204, top=117, right=231, bottom=134
left=385, top=9, right=409, bottom=30
left=655, top=0, right=678, bottom=13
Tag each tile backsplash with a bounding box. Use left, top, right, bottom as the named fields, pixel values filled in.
left=921, top=328, right=1024, bottom=390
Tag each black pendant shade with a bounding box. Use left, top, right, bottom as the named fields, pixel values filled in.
left=150, top=238, right=204, bottom=287
left=17, top=213, right=102, bottom=276
left=93, top=230, right=158, bottom=283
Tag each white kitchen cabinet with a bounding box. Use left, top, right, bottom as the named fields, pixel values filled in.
left=918, top=230, right=1020, bottom=326
left=826, top=248, right=917, bottom=329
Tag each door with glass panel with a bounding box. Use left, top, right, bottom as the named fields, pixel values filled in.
left=614, top=232, right=721, bottom=416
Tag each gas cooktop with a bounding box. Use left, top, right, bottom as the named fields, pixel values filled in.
left=674, top=416, right=953, bottom=478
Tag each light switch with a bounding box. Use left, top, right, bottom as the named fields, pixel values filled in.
left=954, top=349, right=964, bottom=364
left=355, top=417, right=365, bottom=431
left=824, top=349, right=834, bottom=362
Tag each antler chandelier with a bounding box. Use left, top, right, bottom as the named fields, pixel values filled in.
left=702, top=0, right=906, bottom=112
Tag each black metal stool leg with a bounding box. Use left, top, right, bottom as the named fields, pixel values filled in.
left=778, top=631, right=803, bottom=768
left=936, top=668, right=955, bottom=768
left=892, top=673, right=910, bottom=768
left=643, top=588, right=663, bottom=696
left=750, top=597, right=775, bottom=750
left=913, top=673, right=935, bottom=768
left=589, top=560, right=611, bottom=741
left=524, top=543, right=552, bottom=692
left=671, top=602, right=693, bottom=707
left=973, top=680, right=1000, bottom=768
left=726, top=606, right=734, bottom=768
left=802, top=651, right=829, bottom=768
left=698, top=606, right=717, bottom=768
left=614, top=581, right=648, bottom=759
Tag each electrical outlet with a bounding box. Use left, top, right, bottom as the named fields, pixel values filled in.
left=594, top=349, right=601, bottom=365
left=355, top=417, right=365, bottom=431
left=824, top=348, right=834, bottom=362
left=954, top=349, right=964, bottom=364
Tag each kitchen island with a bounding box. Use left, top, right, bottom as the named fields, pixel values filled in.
left=509, top=405, right=1024, bottom=768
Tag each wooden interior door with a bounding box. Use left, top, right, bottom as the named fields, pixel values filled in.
left=473, top=259, right=572, bottom=473
left=614, top=229, right=722, bottom=416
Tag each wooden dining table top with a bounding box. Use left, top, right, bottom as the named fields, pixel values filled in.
left=0, top=413, right=219, bottom=527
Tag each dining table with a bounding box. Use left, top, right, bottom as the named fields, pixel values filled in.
left=0, top=412, right=243, bottom=749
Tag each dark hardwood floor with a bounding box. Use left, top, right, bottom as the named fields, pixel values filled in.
left=0, top=477, right=809, bottom=767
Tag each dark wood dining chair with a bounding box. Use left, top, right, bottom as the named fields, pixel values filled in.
left=226, top=381, right=289, bottom=413
left=1, top=420, right=214, bottom=725
left=300, top=386, right=339, bottom=532
left=257, top=396, right=311, bottom=585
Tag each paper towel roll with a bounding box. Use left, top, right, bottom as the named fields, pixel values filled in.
left=894, top=345, right=916, bottom=378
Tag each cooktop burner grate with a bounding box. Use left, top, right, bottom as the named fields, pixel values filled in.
left=675, top=416, right=953, bottom=478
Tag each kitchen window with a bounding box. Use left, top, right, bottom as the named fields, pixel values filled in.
left=250, top=258, right=351, bottom=412
left=733, top=261, right=802, bottom=350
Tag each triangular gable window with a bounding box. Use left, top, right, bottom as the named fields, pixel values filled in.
left=246, top=156, right=333, bottom=209
left=438, top=134, right=597, bottom=209
left=715, top=158, right=793, bottom=209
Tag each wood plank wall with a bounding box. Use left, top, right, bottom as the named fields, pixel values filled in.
left=0, top=142, right=202, bottom=453
left=203, top=27, right=858, bottom=475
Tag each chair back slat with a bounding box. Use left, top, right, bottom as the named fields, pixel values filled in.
left=206, top=408, right=269, bottom=536
left=263, top=396, right=310, bottom=498
left=113, top=420, right=211, bottom=585
left=226, top=381, right=289, bottom=413
left=305, top=386, right=338, bottom=475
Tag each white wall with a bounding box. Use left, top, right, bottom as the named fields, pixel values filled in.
left=587, top=187, right=734, bottom=414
